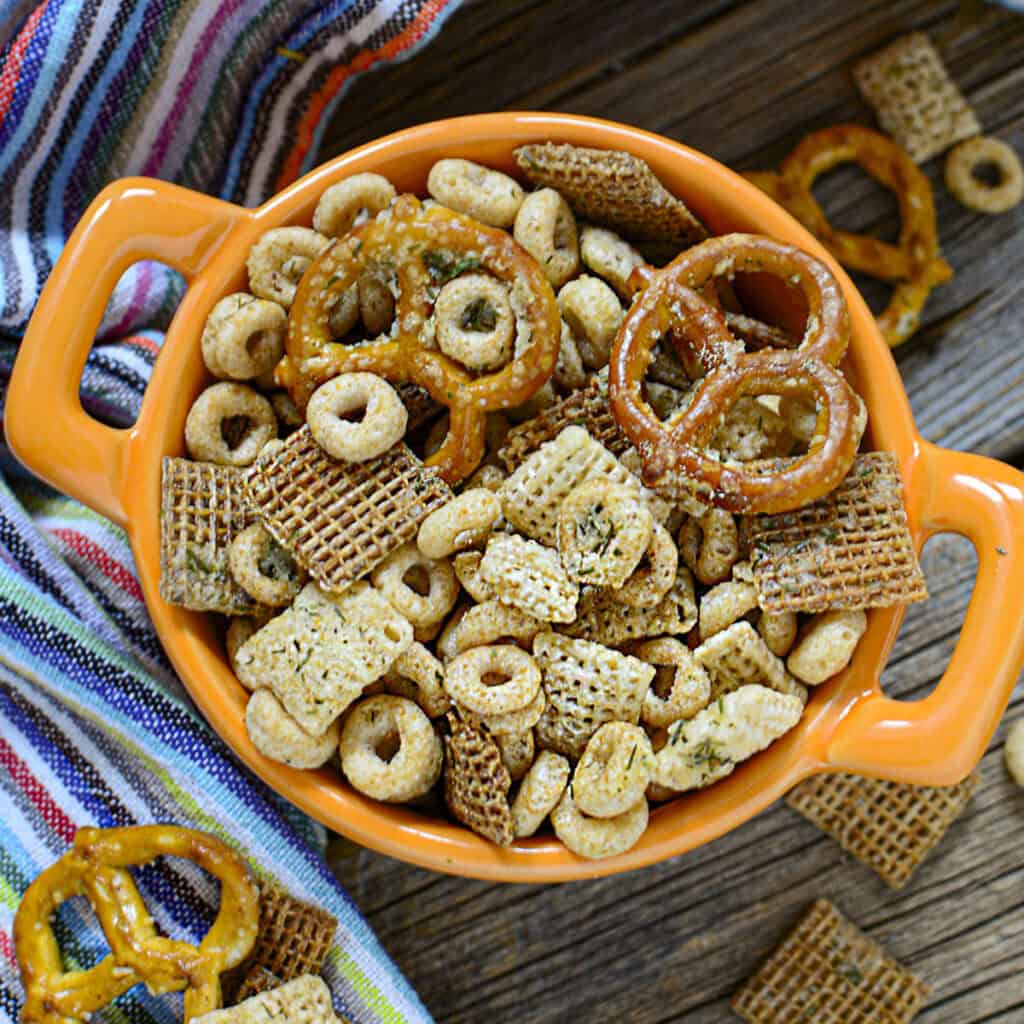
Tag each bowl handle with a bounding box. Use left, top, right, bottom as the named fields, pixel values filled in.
left=4, top=178, right=245, bottom=527
left=826, top=442, right=1024, bottom=785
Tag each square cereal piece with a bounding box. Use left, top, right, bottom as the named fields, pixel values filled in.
left=195, top=974, right=339, bottom=1024
left=243, top=426, right=452, bottom=595
left=498, top=374, right=629, bottom=472
left=786, top=771, right=979, bottom=890
left=853, top=32, right=980, bottom=163
left=232, top=967, right=281, bottom=1004
left=695, top=621, right=807, bottom=704
left=499, top=425, right=646, bottom=546
left=444, top=712, right=514, bottom=846
left=245, top=882, right=337, bottom=982
left=514, top=142, right=707, bottom=245
left=160, top=457, right=259, bottom=614
left=731, top=899, right=930, bottom=1024
left=746, top=452, right=928, bottom=615
left=234, top=581, right=412, bottom=734
left=533, top=631, right=654, bottom=760
left=479, top=533, right=579, bottom=623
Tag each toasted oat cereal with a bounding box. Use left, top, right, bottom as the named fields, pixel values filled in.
left=679, top=508, right=739, bottom=585
left=1007, top=720, right=1024, bottom=786
left=787, top=610, right=868, bottom=685
left=245, top=689, right=339, bottom=770
left=382, top=641, right=450, bottom=717
left=247, top=227, right=330, bottom=308
left=427, top=158, right=524, bottom=227
left=786, top=771, right=979, bottom=889
left=340, top=695, right=442, bottom=802
left=313, top=172, right=396, bottom=237
left=578, top=225, right=645, bottom=299
left=160, top=457, right=259, bottom=614
left=731, top=899, right=930, bottom=1024
left=201, top=293, right=286, bottom=382
left=444, top=712, right=514, bottom=845
left=434, top=273, right=516, bottom=371
left=458, top=685, right=547, bottom=737
left=196, top=974, right=339, bottom=1024
left=557, top=276, right=624, bottom=369
left=463, top=461, right=507, bottom=494
left=695, top=621, right=807, bottom=704
left=553, top=321, right=588, bottom=392
left=417, top=488, right=502, bottom=559
left=371, top=543, right=459, bottom=630
left=479, top=533, right=579, bottom=623
left=445, top=645, right=541, bottom=717
left=550, top=788, right=648, bottom=860
left=306, top=373, right=408, bottom=463
left=757, top=610, right=798, bottom=657
left=656, top=684, right=803, bottom=792
left=614, top=521, right=678, bottom=608
left=573, top=722, right=654, bottom=819
left=853, top=31, right=979, bottom=163
left=234, top=581, right=413, bottom=735
left=449, top=599, right=544, bottom=656
left=633, top=638, right=712, bottom=728
left=746, top=453, right=927, bottom=614
left=496, top=729, right=535, bottom=782
left=698, top=580, right=759, bottom=641
left=511, top=750, right=571, bottom=838
left=186, top=383, right=277, bottom=467
left=452, top=550, right=495, bottom=602
left=229, top=523, right=304, bottom=607
left=513, top=188, right=580, bottom=288
left=533, top=631, right=655, bottom=760
left=945, top=136, right=1024, bottom=214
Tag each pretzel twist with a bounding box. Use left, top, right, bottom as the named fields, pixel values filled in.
left=609, top=233, right=863, bottom=514
left=14, top=825, right=259, bottom=1024
left=277, top=195, right=561, bottom=484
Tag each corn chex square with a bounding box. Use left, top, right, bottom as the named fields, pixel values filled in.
left=195, top=974, right=340, bottom=1024
left=160, top=457, right=259, bottom=614
left=731, top=899, right=930, bottom=1024
left=786, top=771, right=979, bottom=890
left=234, top=581, right=412, bottom=735
left=695, top=621, right=807, bottom=704
left=533, top=631, right=654, bottom=760
left=243, top=426, right=452, bottom=595
left=746, top=453, right=927, bottom=615
left=853, top=32, right=980, bottom=163
left=479, top=533, right=579, bottom=624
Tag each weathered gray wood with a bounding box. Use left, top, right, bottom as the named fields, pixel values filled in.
left=320, top=1, right=1024, bottom=1020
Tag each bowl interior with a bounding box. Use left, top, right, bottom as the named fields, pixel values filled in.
left=127, top=113, right=920, bottom=881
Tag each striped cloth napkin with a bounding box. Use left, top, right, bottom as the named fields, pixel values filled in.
left=0, top=2, right=460, bottom=1022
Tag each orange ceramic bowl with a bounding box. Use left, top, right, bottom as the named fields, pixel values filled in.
left=8, top=113, right=1024, bottom=882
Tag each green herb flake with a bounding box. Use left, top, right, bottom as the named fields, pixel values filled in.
left=626, top=744, right=637, bottom=771
left=460, top=297, right=499, bottom=332
left=185, top=546, right=214, bottom=575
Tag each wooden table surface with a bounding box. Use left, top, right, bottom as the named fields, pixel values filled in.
left=320, top=2, right=1024, bottom=1020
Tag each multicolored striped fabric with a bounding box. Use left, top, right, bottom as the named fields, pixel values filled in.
left=0, top=2, right=460, bottom=1021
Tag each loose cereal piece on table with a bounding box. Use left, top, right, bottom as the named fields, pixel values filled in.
left=656, top=685, right=803, bottom=793
left=1007, top=719, right=1024, bottom=787
left=853, top=32, right=979, bottom=163
left=245, top=690, right=339, bottom=769
left=444, top=712, right=514, bottom=845
left=731, top=899, right=930, bottom=1024
left=786, top=771, right=979, bottom=889
left=746, top=452, right=927, bottom=614
left=533, top=631, right=655, bottom=760
left=479, top=533, right=579, bottom=623
left=196, top=974, right=340, bottom=1024
left=497, top=374, right=629, bottom=472
left=160, top=457, right=259, bottom=614
left=514, top=142, right=707, bottom=245
left=234, top=581, right=412, bottom=735
left=945, top=136, right=1024, bottom=214
left=511, top=749, right=570, bottom=838
left=243, top=426, right=452, bottom=595
left=694, top=621, right=808, bottom=704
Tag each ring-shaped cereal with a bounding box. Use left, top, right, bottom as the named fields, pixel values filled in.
left=573, top=722, right=654, bottom=819
left=383, top=641, right=450, bottom=718
left=306, top=372, right=408, bottom=463
left=371, top=542, right=459, bottom=630
left=444, top=644, right=541, bottom=717
left=313, top=172, right=397, bottom=237
left=434, top=273, right=515, bottom=371
left=228, top=524, right=304, bottom=607
left=279, top=196, right=561, bottom=485
left=550, top=788, right=648, bottom=860
left=184, top=382, right=277, bottom=466
left=449, top=599, right=543, bottom=657
left=698, top=580, right=759, bottom=641
left=339, top=695, right=442, bottom=802
left=633, top=637, right=711, bottom=727
left=417, top=488, right=502, bottom=559
left=758, top=609, right=798, bottom=657
left=245, top=689, right=339, bottom=769
left=609, top=233, right=862, bottom=514
left=247, top=226, right=329, bottom=308
left=557, top=276, right=624, bottom=370
left=579, top=225, right=645, bottom=300
left=557, top=478, right=653, bottom=587
left=513, top=188, right=580, bottom=288
left=679, top=509, right=740, bottom=585
left=511, top=750, right=570, bottom=838
left=496, top=730, right=536, bottom=782
left=614, top=521, right=678, bottom=608
left=201, top=294, right=287, bottom=381
left=426, top=158, right=524, bottom=228
left=945, top=136, right=1024, bottom=215
left=459, top=685, right=546, bottom=736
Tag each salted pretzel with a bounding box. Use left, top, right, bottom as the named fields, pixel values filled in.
left=609, top=233, right=864, bottom=515
left=745, top=124, right=953, bottom=347
left=14, top=825, right=259, bottom=1024
left=277, top=194, right=561, bottom=484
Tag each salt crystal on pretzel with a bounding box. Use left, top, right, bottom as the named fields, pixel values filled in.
left=854, top=32, right=979, bottom=163
left=746, top=452, right=927, bottom=614
left=533, top=631, right=654, bottom=760
left=444, top=711, right=514, bottom=845
left=731, top=899, right=930, bottom=1024
left=242, top=426, right=451, bottom=595
left=514, top=142, right=707, bottom=245
left=786, top=771, right=978, bottom=890
left=160, top=456, right=260, bottom=615
left=479, top=533, right=579, bottom=623
left=694, top=621, right=807, bottom=705
left=196, top=974, right=340, bottom=1024
left=234, top=581, right=412, bottom=735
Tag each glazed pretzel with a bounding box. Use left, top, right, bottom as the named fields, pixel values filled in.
left=609, top=233, right=864, bottom=515
left=278, top=194, right=561, bottom=484
left=14, top=825, right=259, bottom=1024
left=745, top=124, right=953, bottom=347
